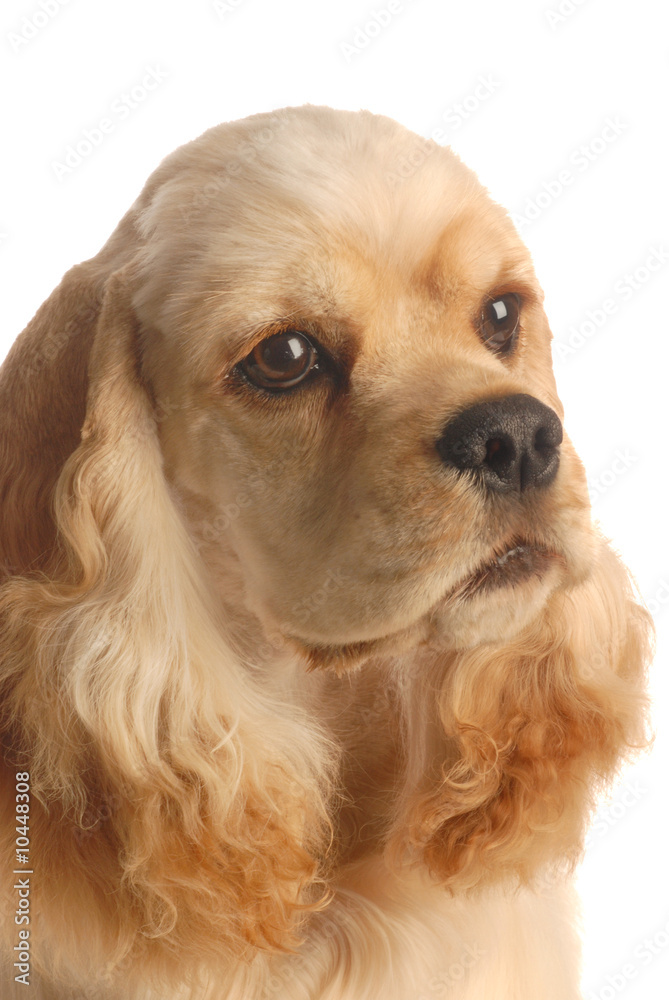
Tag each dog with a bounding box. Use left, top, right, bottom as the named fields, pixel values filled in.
left=0, top=105, right=652, bottom=999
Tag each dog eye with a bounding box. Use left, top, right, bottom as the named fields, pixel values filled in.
left=239, top=331, right=318, bottom=390
left=479, top=293, right=521, bottom=355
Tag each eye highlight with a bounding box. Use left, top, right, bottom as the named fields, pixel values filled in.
left=479, top=293, right=521, bottom=356
left=238, top=330, right=319, bottom=390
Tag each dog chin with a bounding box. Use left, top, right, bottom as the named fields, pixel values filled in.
left=296, top=547, right=567, bottom=670
left=428, top=543, right=568, bottom=649
left=429, top=562, right=564, bottom=650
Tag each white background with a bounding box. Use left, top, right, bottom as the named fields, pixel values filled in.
left=1, top=1, right=667, bottom=997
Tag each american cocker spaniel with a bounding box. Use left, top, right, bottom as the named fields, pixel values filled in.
left=0, top=106, right=652, bottom=1000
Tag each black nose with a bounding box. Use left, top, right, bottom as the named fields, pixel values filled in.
left=436, top=393, right=562, bottom=493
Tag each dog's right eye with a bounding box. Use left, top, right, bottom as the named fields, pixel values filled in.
left=238, top=331, right=319, bottom=390
left=479, top=293, right=521, bottom=356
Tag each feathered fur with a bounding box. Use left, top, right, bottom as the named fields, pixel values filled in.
left=0, top=106, right=651, bottom=999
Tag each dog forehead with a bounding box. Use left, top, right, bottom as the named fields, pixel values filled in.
left=207, top=106, right=519, bottom=282
left=136, top=106, right=535, bottom=369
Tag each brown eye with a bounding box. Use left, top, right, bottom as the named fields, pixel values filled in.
left=479, top=293, right=521, bottom=355
left=240, top=331, right=318, bottom=390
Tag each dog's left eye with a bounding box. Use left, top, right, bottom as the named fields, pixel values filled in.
left=479, top=293, right=521, bottom=355
left=239, top=330, right=318, bottom=390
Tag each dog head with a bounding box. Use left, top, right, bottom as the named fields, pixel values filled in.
left=119, top=106, right=592, bottom=669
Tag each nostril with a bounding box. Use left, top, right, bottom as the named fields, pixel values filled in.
left=485, top=437, right=505, bottom=461
left=484, top=435, right=516, bottom=478
left=534, top=420, right=563, bottom=455
left=436, top=393, right=562, bottom=493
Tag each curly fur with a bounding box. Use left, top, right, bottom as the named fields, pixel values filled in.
left=0, top=106, right=652, bottom=999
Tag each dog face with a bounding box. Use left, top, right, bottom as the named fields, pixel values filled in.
left=132, top=106, right=593, bottom=664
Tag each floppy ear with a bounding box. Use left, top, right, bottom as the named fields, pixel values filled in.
left=391, top=540, right=652, bottom=887
left=0, top=206, right=144, bottom=579
left=0, top=262, right=335, bottom=988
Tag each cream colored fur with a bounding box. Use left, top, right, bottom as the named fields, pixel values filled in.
left=0, top=106, right=651, bottom=999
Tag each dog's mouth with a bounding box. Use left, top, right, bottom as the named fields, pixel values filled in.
left=451, top=540, right=562, bottom=602
left=297, top=540, right=563, bottom=672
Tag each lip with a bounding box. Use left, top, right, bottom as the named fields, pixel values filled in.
left=454, top=541, right=562, bottom=600
left=291, top=541, right=563, bottom=671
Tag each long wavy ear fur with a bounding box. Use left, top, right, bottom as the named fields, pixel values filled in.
left=0, top=208, right=144, bottom=580
left=391, top=542, right=653, bottom=887
left=0, top=255, right=334, bottom=991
